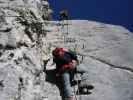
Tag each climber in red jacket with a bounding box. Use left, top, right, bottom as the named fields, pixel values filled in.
left=52, top=47, right=94, bottom=100
left=52, top=47, right=78, bottom=100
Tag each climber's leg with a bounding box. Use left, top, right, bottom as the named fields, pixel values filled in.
left=61, top=72, right=74, bottom=98
left=76, top=64, right=88, bottom=80
left=76, top=64, right=94, bottom=94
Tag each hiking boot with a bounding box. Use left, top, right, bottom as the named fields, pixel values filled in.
left=79, top=79, right=94, bottom=90
left=77, top=87, right=92, bottom=95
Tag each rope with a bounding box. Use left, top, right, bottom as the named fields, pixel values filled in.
left=76, top=73, right=80, bottom=100
left=74, top=84, right=78, bottom=100
left=73, top=71, right=83, bottom=100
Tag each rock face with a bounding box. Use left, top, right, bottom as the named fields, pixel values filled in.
left=44, top=20, right=133, bottom=100
left=0, top=1, right=133, bottom=100
left=0, top=0, right=53, bottom=100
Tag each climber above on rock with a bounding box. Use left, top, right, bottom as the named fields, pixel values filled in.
left=52, top=47, right=94, bottom=100
left=59, top=10, right=68, bottom=20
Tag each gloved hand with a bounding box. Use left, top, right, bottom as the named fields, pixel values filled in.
left=71, top=60, right=78, bottom=68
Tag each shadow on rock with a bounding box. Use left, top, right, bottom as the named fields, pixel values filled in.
left=45, top=69, right=64, bottom=98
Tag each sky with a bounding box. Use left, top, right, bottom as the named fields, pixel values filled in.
left=48, top=0, right=133, bottom=32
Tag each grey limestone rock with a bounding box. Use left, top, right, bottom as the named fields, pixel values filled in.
left=0, top=0, right=133, bottom=100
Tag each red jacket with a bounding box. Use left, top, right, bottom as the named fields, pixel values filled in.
left=52, top=48, right=78, bottom=76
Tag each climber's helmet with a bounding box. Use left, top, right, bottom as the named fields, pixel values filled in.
left=52, top=48, right=65, bottom=57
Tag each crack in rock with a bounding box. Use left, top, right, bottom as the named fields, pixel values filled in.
left=89, top=55, right=133, bottom=73
left=0, top=80, right=4, bottom=91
